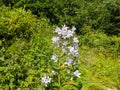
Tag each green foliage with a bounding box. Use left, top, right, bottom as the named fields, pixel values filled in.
left=0, top=0, right=4, bottom=6
left=80, top=32, right=120, bottom=58
left=80, top=46, right=120, bottom=90
left=0, top=6, right=39, bottom=47
left=0, top=6, right=55, bottom=89
left=2, top=0, right=120, bottom=35
left=101, top=0, right=120, bottom=36
left=0, top=1, right=120, bottom=89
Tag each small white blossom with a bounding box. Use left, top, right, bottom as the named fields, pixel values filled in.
left=74, top=70, right=81, bottom=78
left=52, top=36, right=60, bottom=45
left=54, top=25, right=75, bottom=39
left=72, top=26, right=76, bottom=32
left=52, top=70, right=56, bottom=75
left=73, top=37, right=79, bottom=50
left=73, top=37, right=79, bottom=43
left=71, top=49, right=79, bottom=57
left=54, top=27, right=62, bottom=35
left=64, top=58, right=73, bottom=66
left=51, top=55, right=58, bottom=62
left=62, top=25, right=69, bottom=31
left=68, top=46, right=79, bottom=57
left=61, top=30, right=69, bottom=39
left=73, top=43, right=79, bottom=50
left=41, top=75, right=51, bottom=87
left=66, top=30, right=74, bottom=38
left=68, top=46, right=74, bottom=53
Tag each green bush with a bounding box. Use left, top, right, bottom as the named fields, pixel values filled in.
left=0, top=6, right=55, bottom=89
left=79, top=31, right=120, bottom=58
left=2, top=0, right=120, bottom=35
left=0, top=6, right=39, bottom=47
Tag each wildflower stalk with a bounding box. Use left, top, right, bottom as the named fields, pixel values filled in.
left=41, top=25, right=82, bottom=89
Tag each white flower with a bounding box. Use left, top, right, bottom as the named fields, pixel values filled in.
left=72, top=26, right=76, bottom=32
left=73, top=37, right=79, bottom=43
left=52, top=70, right=56, bottom=75
left=61, top=30, right=68, bottom=39
left=66, top=30, right=74, bottom=38
left=74, top=70, right=81, bottom=78
left=73, top=43, right=79, bottom=50
left=41, top=75, right=52, bottom=87
left=62, top=25, right=69, bottom=31
left=68, top=46, right=74, bottom=53
left=54, top=25, right=75, bottom=39
left=51, top=55, right=58, bottom=62
left=52, top=36, right=60, bottom=45
left=72, top=50, right=79, bottom=57
left=68, top=46, right=79, bottom=57
left=64, top=58, right=73, bottom=66
left=54, top=27, right=62, bottom=35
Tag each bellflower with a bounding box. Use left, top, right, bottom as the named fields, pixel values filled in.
left=49, top=25, right=81, bottom=88
left=73, top=43, right=79, bottom=50
left=68, top=46, right=79, bottom=57
left=64, top=58, right=73, bottom=66
left=55, top=27, right=62, bottom=35
left=73, top=37, right=79, bottom=50
left=73, top=37, right=79, bottom=43
left=74, top=70, right=81, bottom=78
left=72, top=49, right=79, bottom=57
left=52, top=70, right=56, bottom=75
left=51, top=55, right=58, bottom=62
left=52, top=36, right=60, bottom=45
left=71, top=26, right=76, bottom=32
left=41, top=75, right=52, bottom=87
left=68, top=46, right=74, bottom=53
left=54, top=25, right=75, bottom=39
left=66, top=30, right=74, bottom=38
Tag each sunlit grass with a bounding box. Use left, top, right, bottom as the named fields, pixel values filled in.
left=80, top=46, right=120, bottom=90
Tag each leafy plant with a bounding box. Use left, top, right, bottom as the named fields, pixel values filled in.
left=40, top=25, right=82, bottom=89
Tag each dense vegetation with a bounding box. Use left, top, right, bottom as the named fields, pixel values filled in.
left=0, top=0, right=120, bottom=90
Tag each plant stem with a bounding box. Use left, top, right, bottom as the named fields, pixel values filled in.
left=58, top=58, right=61, bottom=89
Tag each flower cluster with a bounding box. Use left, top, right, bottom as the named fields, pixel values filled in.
left=51, top=25, right=81, bottom=76
left=52, top=25, right=79, bottom=57
left=54, top=25, right=76, bottom=39
left=41, top=75, right=52, bottom=87
left=41, top=25, right=81, bottom=87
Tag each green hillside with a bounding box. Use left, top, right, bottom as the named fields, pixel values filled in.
left=0, top=0, right=120, bottom=90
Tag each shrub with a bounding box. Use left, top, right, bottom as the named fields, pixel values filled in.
left=79, top=31, right=120, bottom=58
left=0, top=6, right=55, bottom=89
left=2, top=0, right=119, bottom=35
left=0, top=6, right=39, bottom=47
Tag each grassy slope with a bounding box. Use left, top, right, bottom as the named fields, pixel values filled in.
left=80, top=46, right=120, bottom=90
